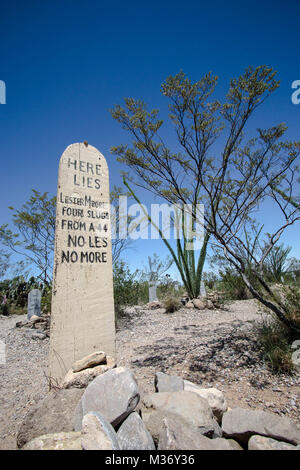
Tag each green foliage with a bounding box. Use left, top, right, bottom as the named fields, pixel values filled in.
left=113, top=261, right=147, bottom=319
left=202, top=271, right=218, bottom=290
left=41, top=283, right=52, bottom=314
left=264, top=243, right=292, bottom=282
left=124, top=179, right=209, bottom=299
left=0, top=249, right=11, bottom=280
left=0, top=275, right=43, bottom=315
left=282, top=285, right=300, bottom=335
left=157, top=275, right=183, bottom=299
left=111, top=66, right=300, bottom=332
left=256, top=285, right=300, bottom=373
left=218, top=269, right=250, bottom=300
left=256, top=319, right=294, bottom=374
left=0, top=190, right=56, bottom=283
left=163, top=296, right=181, bottom=313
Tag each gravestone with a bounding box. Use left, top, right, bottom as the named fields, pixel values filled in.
left=148, top=281, right=157, bottom=302
left=200, top=280, right=206, bottom=297
left=49, top=143, right=115, bottom=383
left=27, top=289, right=41, bottom=319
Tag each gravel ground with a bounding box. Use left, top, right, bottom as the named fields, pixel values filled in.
left=0, top=314, right=49, bottom=450
left=0, top=300, right=299, bottom=449
left=116, top=300, right=300, bottom=423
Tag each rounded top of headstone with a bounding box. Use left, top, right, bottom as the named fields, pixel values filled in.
left=59, top=142, right=109, bottom=172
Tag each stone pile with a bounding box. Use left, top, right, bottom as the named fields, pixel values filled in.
left=15, top=313, right=51, bottom=340
left=61, top=351, right=116, bottom=389
left=17, top=364, right=300, bottom=451
left=184, top=292, right=222, bottom=310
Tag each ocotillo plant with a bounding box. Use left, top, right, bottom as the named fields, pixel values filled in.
left=124, top=178, right=209, bottom=299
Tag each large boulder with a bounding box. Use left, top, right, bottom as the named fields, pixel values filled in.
left=141, top=391, right=221, bottom=442
left=22, top=432, right=82, bottom=450
left=74, top=367, right=140, bottom=430
left=155, top=372, right=184, bottom=393
left=117, top=412, right=155, bottom=450
left=222, top=408, right=300, bottom=446
left=158, top=415, right=240, bottom=450
left=248, top=435, right=300, bottom=451
left=183, top=381, right=227, bottom=422
left=81, top=412, right=120, bottom=450
left=17, top=388, right=84, bottom=449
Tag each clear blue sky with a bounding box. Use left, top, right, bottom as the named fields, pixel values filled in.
left=1, top=0, right=300, bottom=280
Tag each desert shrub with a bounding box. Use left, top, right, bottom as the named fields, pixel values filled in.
left=256, top=319, right=294, bottom=374
left=202, top=272, right=218, bottom=290
left=163, top=296, right=181, bottom=313
left=157, top=275, right=183, bottom=300
left=0, top=275, right=43, bottom=315
left=113, top=261, right=148, bottom=319
left=255, top=285, right=300, bottom=374
left=282, top=285, right=300, bottom=335
left=218, top=269, right=250, bottom=300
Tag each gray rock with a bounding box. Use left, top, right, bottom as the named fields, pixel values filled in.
left=22, top=432, right=82, bottom=450
left=31, top=332, right=47, bottom=340
left=248, top=435, right=300, bottom=450
left=155, top=372, right=184, bottom=393
left=183, top=381, right=227, bottom=422
left=17, top=389, right=84, bottom=448
left=212, top=438, right=243, bottom=450
left=117, top=412, right=155, bottom=450
left=62, top=365, right=110, bottom=389
left=29, top=315, right=43, bottom=324
left=142, top=391, right=221, bottom=442
left=222, top=408, right=300, bottom=446
left=81, top=412, right=120, bottom=450
left=192, top=299, right=206, bottom=310
left=74, top=367, right=140, bottom=430
left=72, top=351, right=106, bottom=373
left=158, top=415, right=239, bottom=450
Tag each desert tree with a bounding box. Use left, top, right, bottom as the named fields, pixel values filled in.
left=0, top=190, right=56, bottom=284
left=138, top=253, right=173, bottom=282
left=111, top=66, right=300, bottom=331
left=0, top=249, right=11, bottom=280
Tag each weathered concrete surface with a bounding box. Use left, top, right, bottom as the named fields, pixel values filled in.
left=49, top=143, right=115, bottom=383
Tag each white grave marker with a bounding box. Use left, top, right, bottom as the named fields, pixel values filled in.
left=49, top=143, right=115, bottom=383
left=27, top=289, right=41, bottom=319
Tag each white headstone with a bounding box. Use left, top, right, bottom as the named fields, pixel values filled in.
left=27, top=289, right=41, bottom=319
left=49, top=143, right=115, bottom=383
left=200, top=280, right=206, bottom=297
left=149, top=281, right=157, bottom=302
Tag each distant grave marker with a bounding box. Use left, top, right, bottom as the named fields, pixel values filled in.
left=49, top=143, right=115, bottom=383
left=149, top=281, right=157, bottom=302
left=200, top=280, right=206, bottom=297
left=27, top=289, right=41, bottom=320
